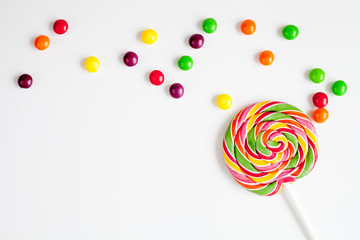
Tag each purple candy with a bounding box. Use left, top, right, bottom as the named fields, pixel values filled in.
left=189, top=34, right=204, bottom=49
left=169, top=83, right=184, bottom=99
left=18, top=74, right=33, bottom=89
left=123, top=51, right=138, bottom=67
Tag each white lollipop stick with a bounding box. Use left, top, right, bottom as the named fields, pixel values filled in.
left=282, top=185, right=319, bottom=240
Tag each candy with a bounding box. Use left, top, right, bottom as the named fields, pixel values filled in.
left=312, top=108, right=329, bottom=123
left=332, top=80, right=347, bottom=96
left=202, top=18, right=217, bottom=34
left=222, top=101, right=319, bottom=196
left=309, top=68, right=325, bottom=83
left=282, top=25, right=299, bottom=40
left=149, top=70, right=164, bottom=86
left=34, top=35, right=50, bottom=50
left=18, top=74, right=33, bottom=88
left=189, top=34, right=204, bottom=49
left=169, top=83, right=184, bottom=99
left=312, top=92, right=328, bottom=108
left=123, top=51, right=138, bottom=67
left=216, top=94, right=232, bottom=110
left=241, top=19, right=256, bottom=35
left=84, top=56, right=100, bottom=72
left=141, top=29, right=157, bottom=44
left=177, top=56, right=193, bottom=71
left=53, top=19, right=68, bottom=34
left=259, top=50, right=274, bottom=66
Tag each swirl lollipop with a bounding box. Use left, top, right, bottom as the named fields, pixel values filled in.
left=222, top=101, right=319, bottom=196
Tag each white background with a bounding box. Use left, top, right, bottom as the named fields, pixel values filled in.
left=0, top=0, right=359, bottom=239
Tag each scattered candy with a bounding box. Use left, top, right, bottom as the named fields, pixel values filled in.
left=189, top=34, right=204, bottom=49
left=84, top=56, right=100, bottom=72
left=18, top=74, right=33, bottom=89
left=259, top=50, right=274, bottom=66
left=34, top=35, right=50, bottom=50
left=149, top=70, right=164, bottom=86
left=216, top=94, right=232, bottom=110
left=53, top=19, right=68, bottom=35
left=177, top=56, right=193, bottom=71
left=202, top=18, right=217, bottom=34
left=123, top=51, right=138, bottom=67
left=309, top=68, right=325, bottom=83
left=312, top=108, right=329, bottom=123
left=169, top=83, right=184, bottom=99
left=332, top=80, right=347, bottom=96
left=312, top=92, right=328, bottom=108
left=141, top=29, right=157, bottom=44
left=282, top=25, right=299, bottom=40
left=222, top=101, right=318, bottom=196
left=241, top=19, right=256, bottom=35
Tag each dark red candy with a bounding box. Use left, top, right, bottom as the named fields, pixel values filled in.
left=18, top=74, right=33, bottom=89
left=312, top=92, right=328, bottom=108
left=53, top=19, right=68, bottom=34
left=169, top=83, right=184, bottom=99
left=189, top=34, right=204, bottom=49
left=149, top=70, right=164, bottom=86
left=123, top=51, right=138, bottom=67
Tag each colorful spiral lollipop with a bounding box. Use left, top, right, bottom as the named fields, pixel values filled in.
left=222, top=101, right=319, bottom=196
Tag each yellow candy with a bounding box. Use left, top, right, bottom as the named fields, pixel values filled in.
left=216, top=94, right=232, bottom=110
left=141, top=29, right=157, bottom=44
left=84, top=56, right=100, bottom=73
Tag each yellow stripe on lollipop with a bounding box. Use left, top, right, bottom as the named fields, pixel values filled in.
left=247, top=155, right=270, bottom=166
left=269, top=122, right=290, bottom=131
left=248, top=101, right=270, bottom=118
left=297, top=135, right=308, bottom=156
left=223, top=150, right=242, bottom=172
left=249, top=170, right=279, bottom=183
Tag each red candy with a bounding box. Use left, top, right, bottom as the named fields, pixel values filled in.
left=149, top=70, right=164, bottom=86
left=312, top=92, right=328, bottom=108
left=53, top=19, right=68, bottom=34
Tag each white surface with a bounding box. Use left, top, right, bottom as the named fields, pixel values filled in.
left=0, top=0, right=359, bottom=239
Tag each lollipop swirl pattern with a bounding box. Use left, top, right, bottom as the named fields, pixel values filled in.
left=222, top=101, right=319, bottom=196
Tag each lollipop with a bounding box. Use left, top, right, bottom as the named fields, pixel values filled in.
left=222, top=101, right=319, bottom=196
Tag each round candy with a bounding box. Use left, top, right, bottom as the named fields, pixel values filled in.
left=149, top=70, right=164, bottom=86
left=189, top=34, right=204, bottom=49
left=309, top=68, right=325, bottom=84
left=202, top=18, right=217, bottom=34
left=169, top=83, right=184, bottom=99
left=241, top=19, right=256, bottom=35
left=312, top=92, right=328, bottom=108
left=312, top=108, right=329, bottom=123
left=141, top=29, right=157, bottom=44
left=216, top=94, right=232, bottom=110
left=34, top=35, right=50, bottom=50
left=53, top=19, right=68, bottom=34
left=332, top=80, right=347, bottom=96
left=177, top=56, right=193, bottom=71
left=18, top=74, right=33, bottom=89
left=222, top=101, right=319, bottom=196
left=123, top=51, right=138, bottom=67
left=259, top=50, right=274, bottom=66
left=84, top=56, right=100, bottom=72
left=282, top=25, right=299, bottom=40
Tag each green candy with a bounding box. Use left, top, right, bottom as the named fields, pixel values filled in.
left=282, top=25, right=299, bottom=40
left=202, top=18, right=217, bottom=34
left=332, top=80, right=347, bottom=96
left=309, top=68, right=325, bottom=83
left=178, top=56, right=193, bottom=71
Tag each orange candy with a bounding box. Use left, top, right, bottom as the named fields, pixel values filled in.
left=259, top=50, right=274, bottom=66
left=312, top=108, right=329, bottom=123
left=34, top=35, right=50, bottom=50
left=241, top=19, right=256, bottom=35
